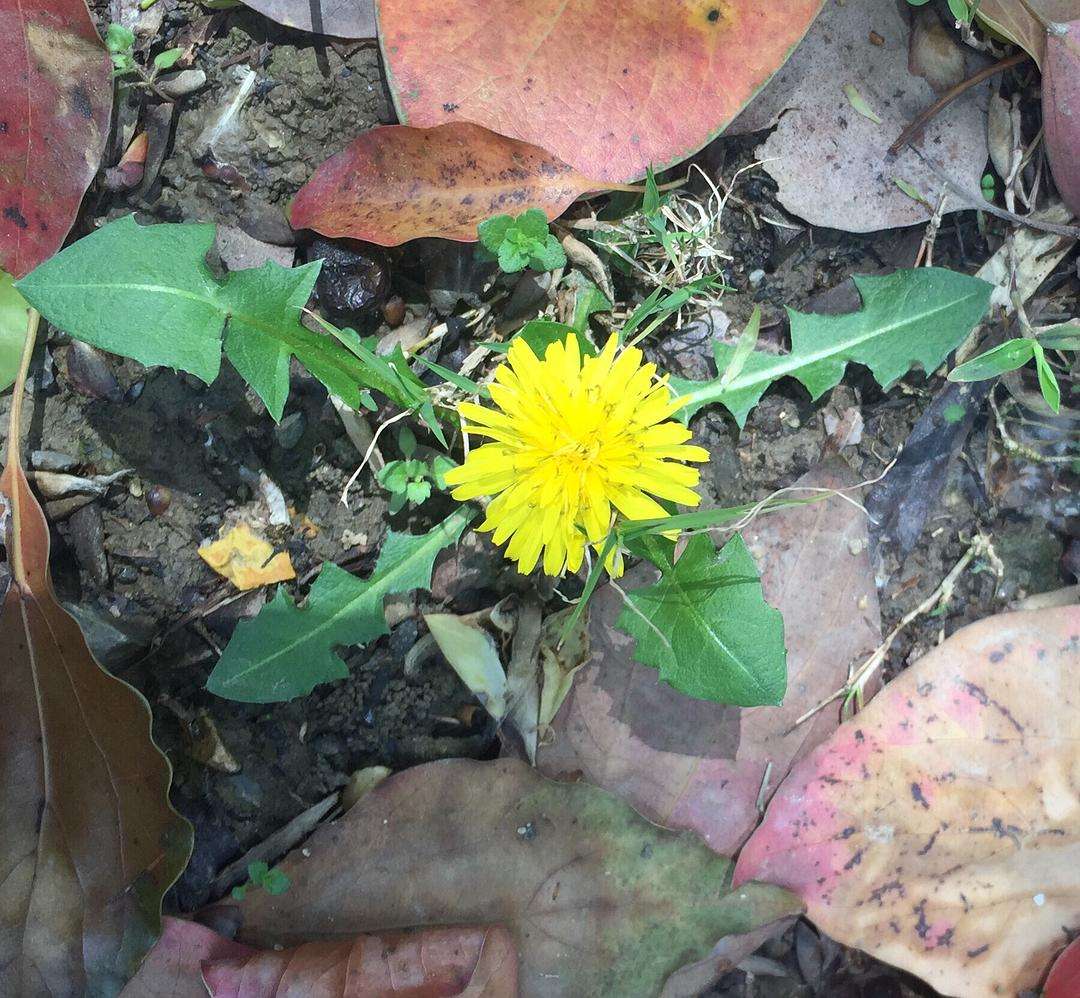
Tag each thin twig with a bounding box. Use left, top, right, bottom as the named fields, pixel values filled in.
left=890, top=51, right=1029, bottom=155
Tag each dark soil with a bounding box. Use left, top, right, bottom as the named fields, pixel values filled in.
left=5, top=1, right=1077, bottom=995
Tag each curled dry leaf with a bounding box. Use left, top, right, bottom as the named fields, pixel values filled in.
left=727, top=0, right=990, bottom=232
left=376, top=0, right=825, bottom=183
left=234, top=758, right=803, bottom=997
left=734, top=606, right=1080, bottom=998
left=202, top=926, right=518, bottom=998
left=1043, top=20, right=1080, bottom=217
left=537, top=461, right=881, bottom=855
left=198, top=522, right=296, bottom=590
left=1, top=460, right=192, bottom=992
left=0, top=0, right=112, bottom=276
left=290, top=123, right=602, bottom=245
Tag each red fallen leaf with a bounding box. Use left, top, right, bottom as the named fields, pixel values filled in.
left=202, top=926, right=518, bottom=997
left=734, top=606, right=1080, bottom=998
left=1, top=327, right=192, bottom=993
left=537, top=460, right=881, bottom=856
left=241, top=0, right=375, bottom=40
left=1045, top=936, right=1080, bottom=998
left=290, top=122, right=604, bottom=244
left=121, top=918, right=256, bottom=998
left=0, top=0, right=112, bottom=277
left=376, top=0, right=825, bottom=183
left=1043, top=20, right=1080, bottom=217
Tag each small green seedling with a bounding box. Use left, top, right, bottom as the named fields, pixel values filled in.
left=106, top=23, right=138, bottom=75
left=948, top=329, right=1074, bottom=413
left=981, top=173, right=996, bottom=202
left=377, top=426, right=456, bottom=514
left=230, top=861, right=290, bottom=900
left=477, top=208, right=566, bottom=274
left=105, top=22, right=183, bottom=80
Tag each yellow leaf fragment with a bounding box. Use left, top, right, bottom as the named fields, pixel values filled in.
left=199, top=523, right=295, bottom=590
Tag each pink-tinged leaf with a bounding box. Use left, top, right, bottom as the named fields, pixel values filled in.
left=734, top=606, right=1080, bottom=998
left=121, top=918, right=256, bottom=998
left=537, top=460, right=881, bottom=855
left=290, top=123, right=602, bottom=245
left=0, top=0, right=112, bottom=277
left=375, top=0, right=826, bottom=183
left=1043, top=21, right=1080, bottom=217
left=1045, top=936, right=1080, bottom=998
left=202, top=926, right=518, bottom=998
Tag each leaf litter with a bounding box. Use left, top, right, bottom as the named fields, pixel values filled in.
left=2, top=0, right=1079, bottom=993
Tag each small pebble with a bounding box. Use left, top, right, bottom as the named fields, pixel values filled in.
left=146, top=485, right=172, bottom=516
left=382, top=295, right=406, bottom=328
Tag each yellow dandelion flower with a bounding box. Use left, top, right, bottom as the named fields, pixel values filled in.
left=443, top=333, right=709, bottom=577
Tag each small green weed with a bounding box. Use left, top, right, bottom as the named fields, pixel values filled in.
left=949, top=327, right=1076, bottom=414
left=477, top=208, right=566, bottom=273
left=105, top=22, right=183, bottom=81
left=230, top=861, right=291, bottom=900
left=377, top=426, right=456, bottom=514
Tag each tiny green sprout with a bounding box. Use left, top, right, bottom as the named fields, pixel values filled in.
left=981, top=173, right=996, bottom=201
left=477, top=208, right=567, bottom=274
left=942, top=403, right=966, bottom=424
left=153, top=48, right=184, bottom=71
left=377, top=429, right=457, bottom=514
left=230, top=860, right=290, bottom=901
left=105, top=23, right=137, bottom=76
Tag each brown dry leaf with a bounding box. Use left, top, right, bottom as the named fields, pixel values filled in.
left=976, top=0, right=1080, bottom=66
left=234, top=758, right=803, bottom=997
left=290, top=123, right=604, bottom=245
left=537, top=460, right=881, bottom=855
left=735, top=606, right=1080, bottom=998
left=202, top=926, right=518, bottom=997
left=1, top=458, right=192, bottom=992
left=728, top=0, right=990, bottom=232
left=198, top=522, right=295, bottom=590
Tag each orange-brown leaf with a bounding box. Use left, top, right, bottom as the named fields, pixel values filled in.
left=290, top=123, right=600, bottom=245
left=735, top=606, right=1080, bottom=998
left=201, top=926, right=518, bottom=998
left=377, top=0, right=825, bottom=183
left=0, top=0, right=112, bottom=277
left=0, top=460, right=192, bottom=994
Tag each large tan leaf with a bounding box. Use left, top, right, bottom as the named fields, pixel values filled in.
left=734, top=606, right=1080, bottom=998
left=537, top=461, right=881, bottom=855
left=1, top=427, right=192, bottom=991
left=376, top=0, right=826, bottom=183
left=727, top=0, right=991, bottom=232
left=234, top=758, right=803, bottom=997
